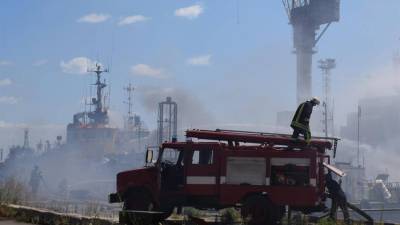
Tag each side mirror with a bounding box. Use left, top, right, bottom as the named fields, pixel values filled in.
left=145, top=149, right=153, bottom=164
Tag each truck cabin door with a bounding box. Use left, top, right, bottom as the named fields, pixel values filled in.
left=160, top=148, right=185, bottom=191
left=185, top=145, right=218, bottom=196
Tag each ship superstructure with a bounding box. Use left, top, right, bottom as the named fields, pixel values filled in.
left=66, top=64, right=117, bottom=159
left=66, top=65, right=150, bottom=158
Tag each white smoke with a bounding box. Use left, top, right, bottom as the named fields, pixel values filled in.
left=137, top=86, right=215, bottom=129
left=334, top=63, right=400, bottom=180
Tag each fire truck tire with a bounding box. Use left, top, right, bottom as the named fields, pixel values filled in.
left=241, top=195, right=279, bottom=225
left=123, top=189, right=154, bottom=211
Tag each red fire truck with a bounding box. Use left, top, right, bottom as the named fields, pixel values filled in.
left=109, top=129, right=339, bottom=225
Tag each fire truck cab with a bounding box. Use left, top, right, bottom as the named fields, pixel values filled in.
left=109, top=129, right=337, bottom=224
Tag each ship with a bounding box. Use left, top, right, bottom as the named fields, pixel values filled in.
left=0, top=63, right=150, bottom=201
left=66, top=64, right=149, bottom=160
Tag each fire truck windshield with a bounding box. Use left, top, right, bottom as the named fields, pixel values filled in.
left=159, top=148, right=181, bottom=165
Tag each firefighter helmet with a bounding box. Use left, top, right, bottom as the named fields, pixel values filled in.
left=311, top=97, right=320, bottom=105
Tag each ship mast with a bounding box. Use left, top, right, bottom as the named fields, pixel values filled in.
left=124, top=83, right=134, bottom=129
left=87, top=63, right=109, bottom=126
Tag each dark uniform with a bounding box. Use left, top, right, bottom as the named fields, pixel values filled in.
left=325, top=172, right=350, bottom=225
left=291, top=100, right=316, bottom=144
left=29, top=166, right=42, bottom=196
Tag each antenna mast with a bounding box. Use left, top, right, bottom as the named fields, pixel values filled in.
left=88, top=64, right=109, bottom=113
left=87, top=63, right=110, bottom=125
left=124, top=83, right=135, bottom=129
left=319, top=58, right=336, bottom=137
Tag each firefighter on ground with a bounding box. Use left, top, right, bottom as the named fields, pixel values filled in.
left=291, top=97, right=320, bottom=143
left=29, top=165, right=43, bottom=196
left=325, top=172, right=350, bottom=225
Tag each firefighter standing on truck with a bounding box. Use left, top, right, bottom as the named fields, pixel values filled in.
left=291, top=97, right=320, bottom=143
left=325, top=172, right=350, bottom=225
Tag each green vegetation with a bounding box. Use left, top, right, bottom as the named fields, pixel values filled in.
left=0, top=177, right=29, bottom=204
left=219, top=207, right=242, bottom=224
left=183, top=207, right=205, bottom=218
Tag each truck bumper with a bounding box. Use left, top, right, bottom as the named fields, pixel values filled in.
left=109, top=193, right=122, bottom=203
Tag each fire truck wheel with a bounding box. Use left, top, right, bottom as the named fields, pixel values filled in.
left=241, top=195, right=278, bottom=225
left=123, top=189, right=154, bottom=211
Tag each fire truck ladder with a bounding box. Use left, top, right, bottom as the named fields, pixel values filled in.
left=212, top=129, right=340, bottom=142
left=186, top=129, right=339, bottom=153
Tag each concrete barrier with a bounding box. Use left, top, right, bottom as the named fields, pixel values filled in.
left=0, top=204, right=118, bottom=225
left=2, top=203, right=397, bottom=225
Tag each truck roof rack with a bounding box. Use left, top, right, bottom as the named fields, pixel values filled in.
left=186, top=129, right=339, bottom=151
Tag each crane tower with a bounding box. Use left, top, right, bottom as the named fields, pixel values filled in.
left=282, top=0, right=340, bottom=104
